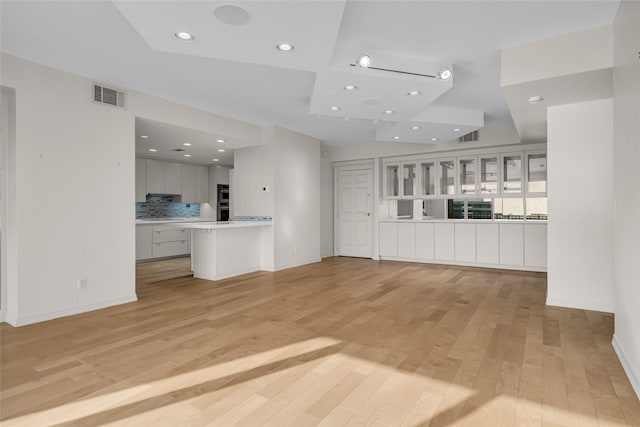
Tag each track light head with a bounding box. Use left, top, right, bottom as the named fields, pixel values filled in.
left=356, top=55, right=371, bottom=68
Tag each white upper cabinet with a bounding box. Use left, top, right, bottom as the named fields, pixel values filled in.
left=501, top=152, right=523, bottom=194
left=457, top=156, right=478, bottom=196
left=479, top=154, right=500, bottom=195
left=145, top=159, right=165, bottom=194
left=438, top=158, right=456, bottom=197
left=195, top=165, right=209, bottom=203
left=419, top=160, right=437, bottom=198
left=164, top=162, right=182, bottom=195
left=181, top=164, right=196, bottom=203
left=384, top=163, right=401, bottom=198
left=525, top=150, right=547, bottom=195
left=401, top=162, right=418, bottom=197
left=144, top=159, right=183, bottom=196
left=135, top=157, right=147, bottom=202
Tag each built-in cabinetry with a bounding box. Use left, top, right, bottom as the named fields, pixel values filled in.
left=136, top=158, right=209, bottom=203
left=379, top=220, right=546, bottom=271
left=136, top=224, right=191, bottom=261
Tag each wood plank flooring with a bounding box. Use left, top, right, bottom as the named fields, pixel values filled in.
left=1, top=257, right=639, bottom=426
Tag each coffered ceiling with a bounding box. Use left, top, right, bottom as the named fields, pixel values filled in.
left=1, top=0, right=621, bottom=150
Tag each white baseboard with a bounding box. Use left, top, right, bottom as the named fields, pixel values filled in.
left=612, top=334, right=640, bottom=399
left=275, top=258, right=322, bottom=272
left=546, top=296, right=614, bottom=314
left=194, top=266, right=261, bottom=281
left=7, top=294, right=138, bottom=327
left=380, top=256, right=547, bottom=273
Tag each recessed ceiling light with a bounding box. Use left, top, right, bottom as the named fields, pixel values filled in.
left=383, top=110, right=394, bottom=115
left=410, top=126, right=420, bottom=130
left=528, top=95, right=544, bottom=104
left=276, top=43, right=294, bottom=52
left=216, top=139, right=225, bottom=143
left=407, top=91, right=421, bottom=96
left=453, top=128, right=461, bottom=132
left=140, top=135, right=149, bottom=139
left=357, top=55, right=371, bottom=68
left=438, top=68, right=452, bottom=80
left=212, top=158, right=220, bottom=162
left=175, top=32, right=195, bottom=41
left=392, top=136, right=400, bottom=140
left=183, top=143, right=192, bottom=146
left=344, top=85, right=357, bottom=91
left=148, top=148, right=157, bottom=152
left=184, top=154, right=191, bottom=157
left=329, top=106, right=341, bottom=111
left=431, top=137, right=439, bottom=141
left=217, top=149, right=225, bottom=152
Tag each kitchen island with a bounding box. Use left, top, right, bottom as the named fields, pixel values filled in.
left=176, top=221, right=273, bottom=281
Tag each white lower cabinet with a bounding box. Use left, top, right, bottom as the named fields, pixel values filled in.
left=499, top=224, right=524, bottom=266
left=415, top=223, right=435, bottom=260
left=525, top=224, right=547, bottom=267
left=476, top=224, right=499, bottom=264
left=434, top=223, right=455, bottom=261
left=136, top=225, right=152, bottom=261
left=397, top=223, right=416, bottom=258
left=454, top=223, right=476, bottom=263
left=379, top=222, right=398, bottom=257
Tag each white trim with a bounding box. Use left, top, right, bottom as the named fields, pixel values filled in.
left=275, top=258, right=322, bottom=272
left=545, top=296, right=614, bottom=314
left=333, top=159, right=375, bottom=170
left=381, top=142, right=547, bottom=164
left=194, top=267, right=261, bottom=281
left=6, top=294, right=138, bottom=327
left=612, top=334, right=640, bottom=399
left=379, top=256, right=546, bottom=273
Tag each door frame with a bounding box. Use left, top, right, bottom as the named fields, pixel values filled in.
left=333, top=159, right=379, bottom=260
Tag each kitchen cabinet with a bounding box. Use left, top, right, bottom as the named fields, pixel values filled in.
left=145, top=159, right=182, bottom=195
left=458, top=157, right=478, bottom=196
left=476, top=224, right=499, bottom=264
left=379, top=222, right=398, bottom=257
left=524, top=224, right=547, bottom=267
left=415, top=222, right=435, bottom=260
left=151, top=225, right=190, bottom=258
left=384, top=163, right=400, bottom=198
left=525, top=150, right=547, bottom=195
left=479, top=155, right=499, bottom=195
left=454, top=223, right=476, bottom=262
left=499, top=223, right=524, bottom=266
left=419, top=160, right=437, bottom=197
left=401, top=162, right=418, bottom=197
left=434, top=223, right=455, bottom=260
left=136, top=225, right=152, bottom=260
left=438, top=158, right=456, bottom=197
left=135, top=157, right=146, bottom=202
left=501, top=153, right=523, bottom=194
left=195, top=165, right=209, bottom=203
left=397, top=223, right=416, bottom=258
left=181, top=164, right=196, bottom=202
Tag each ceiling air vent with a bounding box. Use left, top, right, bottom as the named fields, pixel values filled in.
left=458, top=130, right=479, bottom=142
left=93, top=83, right=126, bottom=109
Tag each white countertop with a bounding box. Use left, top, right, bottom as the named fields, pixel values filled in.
left=379, top=218, right=547, bottom=224
left=135, top=217, right=216, bottom=225
left=164, top=220, right=272, bottom=229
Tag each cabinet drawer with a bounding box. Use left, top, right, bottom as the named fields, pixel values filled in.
left=152, top=240, right=190, bottom=258
left=152, top=227, right=190, bottom=243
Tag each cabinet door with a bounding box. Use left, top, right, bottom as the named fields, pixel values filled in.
left=415, top=223, right=435, bottom=260
left=479, top=155, right=499, bottom=195
left=181, top=164, right=196, bottom=203
left=501, top=153, right=523, bottom=194
left=135, top=157, right=146, bottom=202
left=454, top=223, right=476, bottom=262
left=401, top=163, right=417, bottom=197
left=438, top=159, right=456, bottom=196
left=476, top=224, right=499, bottom=264
left=164, top=162, right=182, bottom=195
left=379, top=222, right=398, bottom=257
left=135, top=225, right=152, bottom=260
left=419, top=160, right=437, bottom=197
left=397, top=223, right=416, bottom=258
left=525, top=150, right=547, bottom=195
left=384, top=164, right=401, bottom=198
left=145, top=159, right=165, bottom=194
left=458, top=157, right=478, bottom=196
left=434, top=223, right=455, bottom=261
left=215, top=166, right=230, bottom=185
left=499, top=224, right=524, bottom=266
left=524, top=224, right=547, bottom=267
left=195, top=165, right=209, bottom=203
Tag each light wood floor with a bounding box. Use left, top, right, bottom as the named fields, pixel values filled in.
left=1, top=257, right=639, bottom=426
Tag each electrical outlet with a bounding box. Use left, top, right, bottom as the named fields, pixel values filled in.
left=77, top=278, right=87, bottom=289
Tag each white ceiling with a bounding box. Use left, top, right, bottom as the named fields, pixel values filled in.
left=1, top=0, right=621, bottom=149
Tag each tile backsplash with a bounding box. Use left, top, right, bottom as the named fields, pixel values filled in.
left=136, top=194, right=200, bottom=219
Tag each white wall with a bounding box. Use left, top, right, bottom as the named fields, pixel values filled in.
left=547, top=99, right=614, bottom=313
left=1, top=87, right=17, bottom=322
left=1, top=54, right=264, bottom=325
left=272, top=126, right=321, bottom=270
left=612, top=0, right=640, bottom=398
left=320, top=154, right=333, bottom=258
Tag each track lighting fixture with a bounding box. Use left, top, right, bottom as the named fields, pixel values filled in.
left=351, top=55, right=452, bottom=81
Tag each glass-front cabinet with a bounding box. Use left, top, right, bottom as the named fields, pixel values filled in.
left=479, top=155, right=499, bottom=195
left=419, top=160, right=437, bottom=197
left=501, top=153, right=523, bottom=194
left=402, top=162, right=417, bottom=197
left=458, top=157, right=478, bottom=196
left=438, top=159, right=456, bottom=196
left=384, top=163, right=400, bottom=198
left=526, top=151, right=547, bottom=195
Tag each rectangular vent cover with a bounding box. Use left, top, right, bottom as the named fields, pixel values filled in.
left=93, top=83, right=126, bottom=108
left=458, top=130, right=479, bottom=142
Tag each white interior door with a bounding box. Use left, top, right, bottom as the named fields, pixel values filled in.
left=336, top=168, right=373, bottom=258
